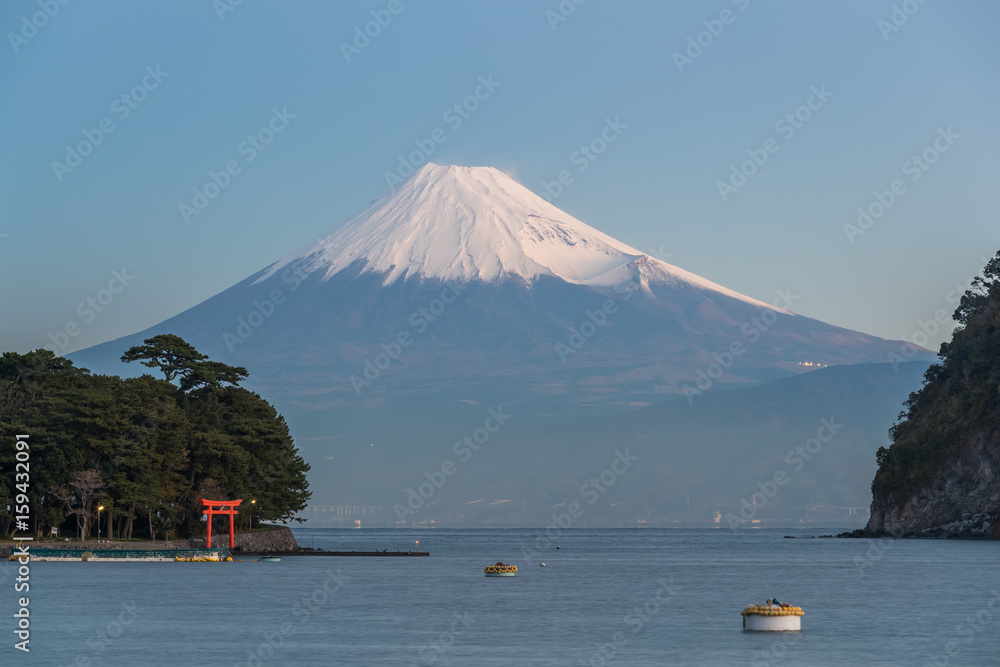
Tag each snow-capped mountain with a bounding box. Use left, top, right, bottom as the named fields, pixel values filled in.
left=72, top=163, right=933, bottom=517
left=256, top=163, right=779, bottom=311
left=75, top=162, right=927, bottom=407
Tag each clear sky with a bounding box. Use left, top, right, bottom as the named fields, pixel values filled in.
left=2, top=0, right=998, bottom=356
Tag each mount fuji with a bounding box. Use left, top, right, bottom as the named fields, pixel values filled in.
left=71, top=163, right=933, bottom=524
left=256, top=163, right=782, bottom=302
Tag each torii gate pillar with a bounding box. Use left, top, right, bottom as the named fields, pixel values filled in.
left=199, top=499, right=242, bottom=549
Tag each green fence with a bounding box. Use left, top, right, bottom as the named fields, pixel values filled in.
left=21, top=547, right=231, bottom=561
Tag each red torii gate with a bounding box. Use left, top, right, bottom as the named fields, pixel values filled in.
left=200, top=498, right=242, bottom=549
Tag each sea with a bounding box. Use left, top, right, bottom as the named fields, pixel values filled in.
left=2, top=528, right=997, bottom=666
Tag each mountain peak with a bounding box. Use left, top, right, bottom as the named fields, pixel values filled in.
left=256, top=164, right=780, bottom=310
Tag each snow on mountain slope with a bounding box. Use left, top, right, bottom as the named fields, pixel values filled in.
left=519, top=213, right=636, bottom=282
left=255, top=163, right=781, bottom=311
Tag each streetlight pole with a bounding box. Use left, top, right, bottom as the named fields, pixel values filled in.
left=97, top=505, right=104, bottom=541
left=250, top=499, right=256, bottom=530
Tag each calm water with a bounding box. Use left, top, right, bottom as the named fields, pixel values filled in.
left=2, top=528, right=997, bottom=666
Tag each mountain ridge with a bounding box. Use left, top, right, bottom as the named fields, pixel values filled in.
left=253, top=163, right=783, bottom=311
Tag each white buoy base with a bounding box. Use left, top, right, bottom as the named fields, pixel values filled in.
left=743, top=614, right=801, bottom=632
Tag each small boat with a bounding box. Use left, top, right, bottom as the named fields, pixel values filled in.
left=484, top=561, right=516, bottom=577
left=741, top=599, right=803, bottom=631
left=258, top=555, right=282, bottom=562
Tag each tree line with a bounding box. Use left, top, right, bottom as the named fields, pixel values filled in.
left=0, top=334, right=310, bottom=540
left=873, top=250, right=1000, bottom=496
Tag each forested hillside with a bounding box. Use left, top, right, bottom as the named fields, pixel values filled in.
left=0, top=335, right=310, bottom=540
left=867, top=251, right=1000, bottom=537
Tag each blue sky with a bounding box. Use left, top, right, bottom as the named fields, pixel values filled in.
left=2, top=0, right=998, bottom=356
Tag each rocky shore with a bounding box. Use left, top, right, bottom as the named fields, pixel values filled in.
left=858, top=430, right=1000, bottom=539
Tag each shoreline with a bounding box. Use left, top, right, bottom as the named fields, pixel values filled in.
left=0, top=525, right=299, bottom=557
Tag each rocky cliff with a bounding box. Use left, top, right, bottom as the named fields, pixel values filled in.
left=866, top=429, right=1000, bottom=537
left=863, top=251, right=1000, bottom=539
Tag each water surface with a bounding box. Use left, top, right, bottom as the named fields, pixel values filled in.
left=3, top=528, right=996, bottom=666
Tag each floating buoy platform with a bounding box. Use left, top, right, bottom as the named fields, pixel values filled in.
left=741, top=600, right=803, bottom=631
left=484, top=562, right=517, bottom=577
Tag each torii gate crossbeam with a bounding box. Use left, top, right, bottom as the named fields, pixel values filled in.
left=200, top=498, right=242, bottom=549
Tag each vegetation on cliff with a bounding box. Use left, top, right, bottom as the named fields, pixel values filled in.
left=873, top=251, right=1000, bottom=498
left=0, top=335, right=310, bottom=540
